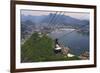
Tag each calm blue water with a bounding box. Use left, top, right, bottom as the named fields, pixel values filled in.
left=48, top=29, right=89, bottom=56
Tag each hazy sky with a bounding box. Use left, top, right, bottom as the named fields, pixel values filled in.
left=21, top=10, right=90, bottom=20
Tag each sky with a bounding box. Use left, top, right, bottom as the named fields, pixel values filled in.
left=21, top=10, right=90, bottom=20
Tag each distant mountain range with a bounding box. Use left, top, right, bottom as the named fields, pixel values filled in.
left=21, top=13, right=89, bottom=27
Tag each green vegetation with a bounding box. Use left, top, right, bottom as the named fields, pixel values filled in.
left=21, top=32, right=80, bottom=62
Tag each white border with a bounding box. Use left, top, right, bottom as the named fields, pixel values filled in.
left=16, top=4, right=94, bottom=69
